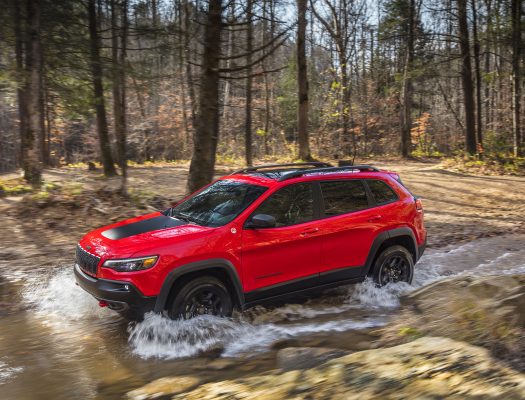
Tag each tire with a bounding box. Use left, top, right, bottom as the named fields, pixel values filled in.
left=372, top=245, right=414, bottom=286
left=167, top=276, right=233, bottom=320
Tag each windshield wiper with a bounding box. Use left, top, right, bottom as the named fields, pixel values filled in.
left=171, top=211, right=203, bottom=226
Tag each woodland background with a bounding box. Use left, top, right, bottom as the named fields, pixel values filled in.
left=0, top=0, right=524, bottom=193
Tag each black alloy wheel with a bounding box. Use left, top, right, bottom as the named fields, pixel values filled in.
left=168, top=276, right=233, bottom=319
left=373, top=245, right=414, bottom=286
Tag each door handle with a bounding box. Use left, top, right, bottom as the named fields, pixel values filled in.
left=300, top=227, right=320, bottom=236
left=368, top=215, right=382, bottom=222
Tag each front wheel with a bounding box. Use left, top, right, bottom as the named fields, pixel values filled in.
left=372, top=245, right=414, bottom=286
left=167, top=276, right=233, bottom=320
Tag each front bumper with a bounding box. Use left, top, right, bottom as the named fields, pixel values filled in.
left=74, top=264, right=156, bottom=318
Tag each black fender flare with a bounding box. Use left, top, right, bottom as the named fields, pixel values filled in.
left=153, top=259, right=245, bottom=313
left=363, top=227, right=418, bottom=275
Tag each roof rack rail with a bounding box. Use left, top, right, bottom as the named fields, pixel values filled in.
left=278, top=165, right=380, bottom=181
left=232, top=162, right=332, bottom=175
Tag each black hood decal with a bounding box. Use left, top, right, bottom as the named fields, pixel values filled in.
left=102, top=215, right=187, bottom=240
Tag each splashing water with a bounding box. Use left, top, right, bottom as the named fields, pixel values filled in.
left=0, top=361, right=23, bottom=384
left=128, top=313, right=384, bottom=359
left=22, top=268, right=111, bottom=321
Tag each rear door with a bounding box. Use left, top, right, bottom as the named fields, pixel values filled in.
left=316, top=179, right=382, bottom=283
left=241, top=182, right=322, bottom=294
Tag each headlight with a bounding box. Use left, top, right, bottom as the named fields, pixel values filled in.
left=103, top=256, right=158, bottom=272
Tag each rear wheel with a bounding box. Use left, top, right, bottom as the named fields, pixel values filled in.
left=167, top=276, right=233, bottom=320
left=372, top=245, right=414, bottom=286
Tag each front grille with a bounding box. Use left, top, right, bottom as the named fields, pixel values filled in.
left=76, top=244, right=101, bottom=277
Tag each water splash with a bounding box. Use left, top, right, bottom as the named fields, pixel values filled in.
left=128, top=313, right=383, bottom=359
left=0, top=360, right=23, bottom=384
left=22, top=267, right=110, bottom=320
left=346, top=279, right=412, bottom=308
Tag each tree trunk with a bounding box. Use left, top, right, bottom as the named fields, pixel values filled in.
left=111, top=0, right=128, bottom=192
left=187, top=0, right=223, bottom=193
left=484, top=0, right=492, bottom=130
left=401, top=0, right=415, bottom=158
left=184, top=0, right=197, bottom=130
left=511, top=0, right=522, bottom=156
left=222, top=0, right=235, bottom=133
left=12, top=0, right=28, bottom=171
left=88, top=0, right=117, bottom=177
left=296, top=0, right=312, bottom=160
left=176, top=1, right=190, bottom=148
left=457, top=0, right=477, bottom=155
left=340, top=59, right=352, bottom=156
left=471, top=0, right=483, bottom=155
left=262, top=0, right=273, bottom=156
left=24, top=0, right=43, bottom=185
left=244, top=0, right=253, bottom=166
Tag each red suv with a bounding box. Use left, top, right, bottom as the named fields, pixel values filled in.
left=75, top=163, right=426, bottom=319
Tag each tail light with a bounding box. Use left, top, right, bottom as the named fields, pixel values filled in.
left=415, top=197, right=423, bottom=212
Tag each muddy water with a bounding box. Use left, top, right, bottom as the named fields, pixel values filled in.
left=1, top=234, right=524, bottom=399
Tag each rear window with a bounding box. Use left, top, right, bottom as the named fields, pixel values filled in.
left=367, top=179, right=398, bottom=205
left=320, top=180, right=369, bottom=216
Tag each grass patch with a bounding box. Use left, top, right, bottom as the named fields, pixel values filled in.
left=0, top=178, right=33, bottom=197
left=442, top=155, right=525, bottom=175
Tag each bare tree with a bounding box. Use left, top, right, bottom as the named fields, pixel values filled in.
left=400, top=0, right=416, bottom=158
left=111, top=0, right=128, bottom=191
left=12, top=0, right=28, bottom=174
left=187, top=0, right=223, bottom=193
left=471, top=0, right=483, bottom=154
left=23, top=0, right=44, bottom=185
left=88, top=0, right=117, bottom=176
left=297, top=0, right=312, bottom=160
left=457, top=0, right=477, bottom=155
left=245, top=0, right=254, bottom=166
left=511, top=0, right=522, bottom=156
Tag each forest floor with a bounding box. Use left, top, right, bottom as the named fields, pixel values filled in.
left=0, top=158, right=524, bottom=268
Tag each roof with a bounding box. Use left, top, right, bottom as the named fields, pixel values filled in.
left=226, top=162, right=383, bottom=183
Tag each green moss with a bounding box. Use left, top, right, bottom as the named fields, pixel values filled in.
left=0, top=179, right=33, bottom=196
left=398, top=327, right=421, bottom=337
left=30, top=191, right=50, bottom=201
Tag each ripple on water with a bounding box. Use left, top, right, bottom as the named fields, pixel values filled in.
left=0, top=360, right=23, bottom=385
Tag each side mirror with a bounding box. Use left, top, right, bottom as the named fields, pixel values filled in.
left=250, top=214, right=276, bottom=228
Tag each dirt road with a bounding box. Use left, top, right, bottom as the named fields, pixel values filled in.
left=1, top=160, right=524, bottom=268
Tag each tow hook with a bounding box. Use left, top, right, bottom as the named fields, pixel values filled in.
left=98, top=300, right=108, bottom=308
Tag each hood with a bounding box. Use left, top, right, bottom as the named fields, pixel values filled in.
left=79, top=212, right=214, bottom=259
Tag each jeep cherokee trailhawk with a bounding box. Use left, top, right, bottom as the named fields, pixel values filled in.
left=75, top=163, right=426, bottom=319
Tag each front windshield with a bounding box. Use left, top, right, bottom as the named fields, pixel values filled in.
left=169, top=180, right=268, bottom=227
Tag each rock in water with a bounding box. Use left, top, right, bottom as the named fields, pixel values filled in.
left=380, top=274, right=525, bottom=371
left=171, top=337, right=525, bottom=399
left=126, top=376, right=201, bottom=400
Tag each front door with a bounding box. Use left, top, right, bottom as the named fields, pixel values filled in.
left=241, top=182, right=322, bottom=295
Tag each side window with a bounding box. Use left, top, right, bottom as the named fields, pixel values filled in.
left=251, top=183, right=314, bottom=226
left=320, top=180, right=369, bottom=216
left=367, top=179, right=398, bottom=205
